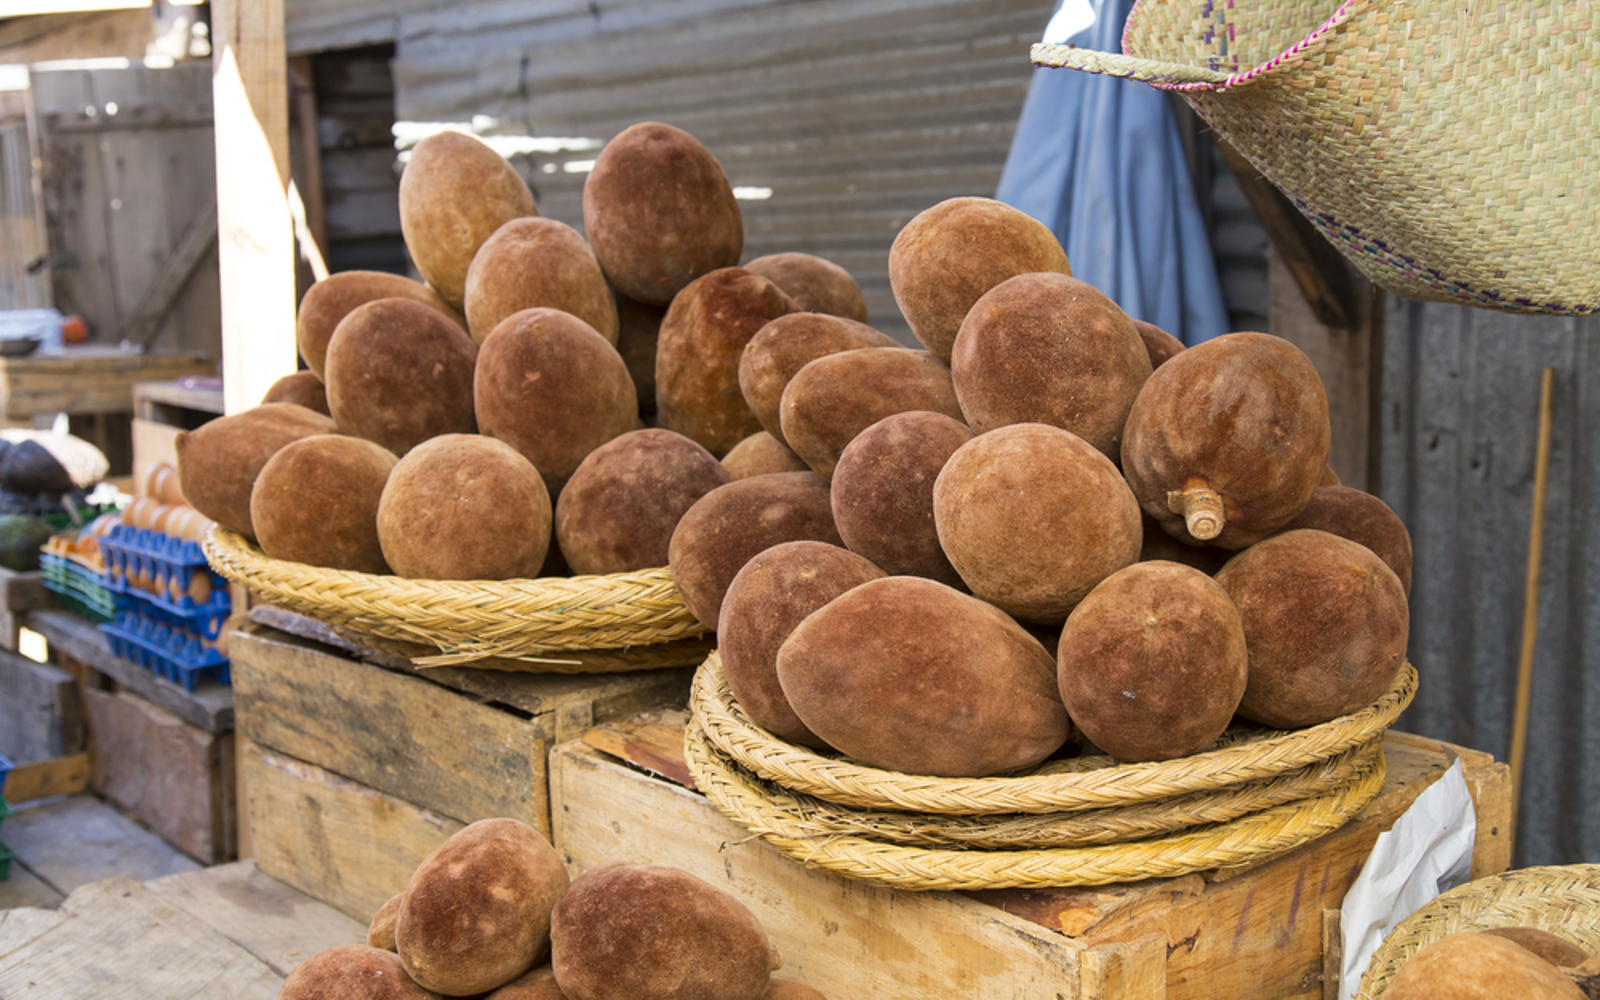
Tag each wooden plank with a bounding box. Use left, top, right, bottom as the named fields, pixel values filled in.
left=131, top=378, right=227, bottom=416
left=2, top=752, right=90, bottom=804
left=145, top=860, right=369, bottom=978
left=230, top=625, right=546, bottom=833
left=0, top=567, right=54, bottom=613
left=0, top=864, right=66, bottom=912
left=574, top=720, right=1512, bottom=1000
left=0, top=651, right=83, bottom=764
left=81, top=688, right=232, bottom=864
left=0, top=349, right=213, bottom=419
left=552, top=737, right=1099, bottom=1000
left=212, top=0, right=298, bottom=415
left=126, top=201, right=220, bottom=349
left=27, top=608, right=233, bottom=734
left=0, top=877, right=282, bottom=1000
left=243, top=740, right=464, bottom=923
left=288, top=56, right=328, bottom=260
left=580, top=710, right=695, bottom=789
left=0, top=794, right=200, bottom=896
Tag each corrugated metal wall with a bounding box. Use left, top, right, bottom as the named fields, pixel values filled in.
left=1378, top=299, right=1600, bottom=867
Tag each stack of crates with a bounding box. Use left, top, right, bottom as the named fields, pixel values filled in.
left=98, top=524, right=230, bottom=691
left=0, top=753, right=13, bottom=881
left=40, top=534, right=116, bottom=623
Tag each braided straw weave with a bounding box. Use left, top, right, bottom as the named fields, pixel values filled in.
left=1033, top=0, right=1599, bottom=315
left=691, top=651, right=1416, bottom=815
left=1356, top=864, right=1600, bottom=999
left=204, top=527, right=707, bottom=666
left=684, top=719, right=1388, bottom=890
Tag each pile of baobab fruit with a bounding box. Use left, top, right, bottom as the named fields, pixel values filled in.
left=278, top=818, right=823, bottom=1000
left=176, top=119, right=1413, bottom=773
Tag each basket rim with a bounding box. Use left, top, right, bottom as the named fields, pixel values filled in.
left=203, top=526, right=708, bottom=660
left=691, top=651, right=1416, bottom=815
left=1356, top=863, right=1600, bottom=999
left=684, top=719, right=1388, bottom=891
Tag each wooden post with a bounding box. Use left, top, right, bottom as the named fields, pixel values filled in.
left=211, top=0, right=296, bottom=415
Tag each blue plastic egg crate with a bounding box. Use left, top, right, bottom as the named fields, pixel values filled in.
left=97, top=524, right=231, bottom=691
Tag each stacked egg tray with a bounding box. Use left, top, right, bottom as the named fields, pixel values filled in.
left=40, top=537, right=115, bottom=624
left=0, top=753, right=13, bottom=881
left=98, top=524, right=231, bottom=692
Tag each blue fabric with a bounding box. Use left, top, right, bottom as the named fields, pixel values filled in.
left=997, top=0, right=1231, bottom=345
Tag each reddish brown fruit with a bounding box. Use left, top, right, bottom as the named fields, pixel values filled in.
left=744, top=252, right=868, bottom=323
left=1122, top=331, right=1331, bottom=550
left=261, top=370, right=330, bottom=415
left=738, top=313, right=900, bottom=449
left=778, top=348, right=964, bottom=481
left=951, top=272, right=1151, bottom=459
left=888, top=197, right=1071, bottom=364
left=296, top=270, right=465, bottom=379
left=721, top=432, right=810, bottom=480
left=1280, top=485, right=1413, bottom=595
left=777, top=576, right=1071, bottom=777
left=323, top=297, right=479, bottom=456
left=614, top=292, right=666, bottom=420
left=368, top=893, right=402, bottom=951
left=830, top=410, right=973, bottom=587
left=279, top=945, right=441, bottom=1000
left=1382, top=931, right=1586, bottom=1000
left=667, top=472, right=841, bottom=629
left=1133, top=320, right=1184, bottom=369
left=934, top=423, right=1143, bottom=624
left=718, top=540, right=886, bottom=748
left=656, top=268, right=794, bottom=456
left=1057, top=562, right=1248, bottom=762
left=1215, top=529, right=1408, bottom=728
left=250, top=434, right=397, bottom=574
left=174, top=403, right=338, bottom=539
left=463, top=217, right=619, bottom=346
left=582, top=123, right=743, bottom=305
left=1480, top=928, right=1591, bottom=969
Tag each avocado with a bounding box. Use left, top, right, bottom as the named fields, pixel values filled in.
left=0, top=514, right=54, bottom=572
left=0, top=440, right=73, bottom=494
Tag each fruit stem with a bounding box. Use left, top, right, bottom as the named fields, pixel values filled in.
left=1167, top=487, right=1225, bottom=541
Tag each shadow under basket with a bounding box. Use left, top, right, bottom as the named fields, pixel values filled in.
left=203, top=527, right=710, bottom=672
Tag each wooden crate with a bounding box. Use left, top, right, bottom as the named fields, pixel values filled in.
left=0, top=346, right=212, bottom=421
left=0, top=647, right=83, bottom=764
left=81, top=688, right=236, bottom=864
left=552, top=715, right=1512, bottom=1000
left=232, top=621, right=699, bottom=920
left=0, top=566, right=56, bottom=651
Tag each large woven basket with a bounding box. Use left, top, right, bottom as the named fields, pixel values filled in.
left=684, top=652, right=1417, bottom=890
left=1032, top=0, right=1599, bottom=316
left=1355, top=864, right=1600, bottom=999
left=204, top=527, right=708, bottom=669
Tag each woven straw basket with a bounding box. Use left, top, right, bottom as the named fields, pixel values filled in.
left=684, top=652, right=1417, bottom=890
left=1356, top=863, right=1600, bottom=998
left=204, top=527, right=708, bottom=670
left=1032, top=0, right=1599, bottom=316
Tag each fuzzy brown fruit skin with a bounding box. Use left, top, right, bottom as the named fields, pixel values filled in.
left=261, top=370, right=330, bottom=416
left=279, top=945, right=442, bottom=1000
left=738, top=313, right=900, bottom=448
left=1122, top=331, right=1330, bottom=550
left=777, top=576, right=1071, bottom=777
left=830, top=410, right=973, bottom=588
left=668, top=471, right=841, bottom=629
left=399, top=130, right=537, bottom=310
left=474, top=307, right=638, bottom=491
left=463, top=217, right=619, bottom=346
left=324, top=297, right=480, bottom=456
left=550, top=864, right=774, bottom=1000
left=582, top=123, right=743, bottom=305
left=486, top=967, right=569, bottom=1000
left=174, top=403, right=338, bottom=540
left=1280, top=485, right=1414, bottom=596
left=397, top=818, right=571, bottom=997
left=1382, top=931, right=1586, bottom=1000
left=368, top=893, right=403, bottom=951
left=888, top=196, right=1072, bottom=364
left=1480, top=927, right=1592, bottom=969
left=296, top=270, right=466, bottom=379
left=763, top=983, right=829, bottom=1000
left=656, top=268, right=794, bottom=456
left=1215, top=529, right=1408, bottom=728
left=779, top=348, right=965, bottom=481
left=721, top=431, right=810, bottom=480
left=934, top=423, right=1143, bottom=624
left=554, top=428, right=730, bottom=575
left=376, top=434, right=551, bottom=580
left=951, top=273, right=1151, bottom=459
left=1134, top=320, right=1184, bottom=369
left=1057, top=561, right=1248, bottom=762
left=718, top=541, right=886, bottom=749
left=1138, top=512, right=1230, bottom=575
left=744, top=252, right=869, bottom=323
left=250, top=434, right=397, bottom=575
left=614, top=293, right=666, bottom=420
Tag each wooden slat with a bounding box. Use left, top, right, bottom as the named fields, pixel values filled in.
left=0, top=877, right=282, bottom=1000
left=0, top=652, right=83, bottom=764
left=243, top=740, right=464, bottom=923
left=126, top=202, right=220, bottom=349
left=2, top=753, right=90, bottom=804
